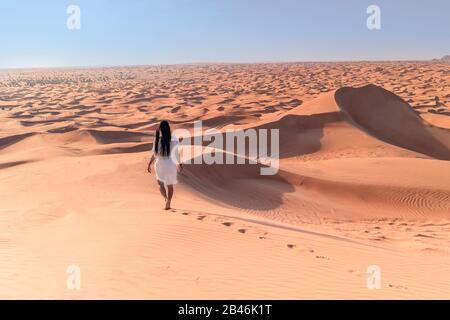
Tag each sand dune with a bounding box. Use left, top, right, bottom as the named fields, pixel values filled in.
left=1, top=63, right=450, bottom=299
left=335, top=84, right=450, bottom=160
left=181, top=88, right=450, bottom=221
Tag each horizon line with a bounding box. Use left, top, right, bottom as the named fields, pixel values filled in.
left=0, top=57, right=447, bottom=72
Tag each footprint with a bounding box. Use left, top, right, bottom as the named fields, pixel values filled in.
left=389, top=284, right=408, bottom=290
left=287, top=244, right=296, bottom=249
left=414, top=233, right=434, bottom=238
left=182, top=212, right=189, bottom=216
left=238, top=229, right=246, bottom=234
left=222, top=222, right=233, bottom=227
left=197, top=215, right=206, bottom=221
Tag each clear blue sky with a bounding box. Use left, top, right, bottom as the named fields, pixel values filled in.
left=0, top=0, right=449, bottom=68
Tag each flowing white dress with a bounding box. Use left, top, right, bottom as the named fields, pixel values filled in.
left=153, top=139, right=179, bottom=185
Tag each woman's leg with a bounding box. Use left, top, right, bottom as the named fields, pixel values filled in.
left=157, top=180, right=167, bottom=200
left=166, top=185, right=174, bottom=209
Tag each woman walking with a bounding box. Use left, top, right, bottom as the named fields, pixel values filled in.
left=148, top=120, right=182, bottom=210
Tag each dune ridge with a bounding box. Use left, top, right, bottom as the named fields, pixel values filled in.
left=335, top=84, right=450, bottom=160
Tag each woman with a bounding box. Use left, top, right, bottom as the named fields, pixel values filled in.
left=148, top=120, right=182, bottom=210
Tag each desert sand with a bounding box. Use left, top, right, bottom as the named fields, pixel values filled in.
left=0, top=61, right=449, bottom=299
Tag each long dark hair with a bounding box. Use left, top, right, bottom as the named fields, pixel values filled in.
left=155, top=120, right=171, bottom=157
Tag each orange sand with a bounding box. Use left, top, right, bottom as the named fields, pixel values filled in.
left=0, top=62, right=449, bottom=299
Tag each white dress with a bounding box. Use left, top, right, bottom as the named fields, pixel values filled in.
left=153, top=139, right=179, bottom=185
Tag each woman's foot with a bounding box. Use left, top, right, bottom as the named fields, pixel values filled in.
left=164, top=200, right=171, bottom=210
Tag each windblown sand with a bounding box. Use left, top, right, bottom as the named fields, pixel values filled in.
left=0, top=62, right=449, bottom=299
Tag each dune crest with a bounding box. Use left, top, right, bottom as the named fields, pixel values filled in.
left=335, top=84, right=450, bottom=160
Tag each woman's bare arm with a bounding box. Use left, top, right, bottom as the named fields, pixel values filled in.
left=147, top=154, right=155, bottom=173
